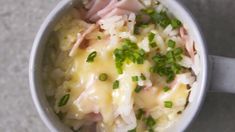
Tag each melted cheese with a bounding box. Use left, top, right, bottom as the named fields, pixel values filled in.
left=71, top=38, right=117, bottom=125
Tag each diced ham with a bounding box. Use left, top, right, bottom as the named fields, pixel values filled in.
left=102, top=8, right=133, bottom=19
left=69, top=24, right=98, bottom=56
left=84, top=0, right=95, bottom=9
left=86, top=0, right=110, bottom=19
left=185, top=37, right=195, bottom=61
left=89, top=13, right=100, bottom=22
left=85, top=112, right=102, bottom=122
left=86, top=0, right=144, bottom=22
left=115, top=0, right=145, bottom=12
left=179, top=27, right=195, bottom=61
left=76, top=8, right=88, bottom=20
left=97, top=0, right=118, bottom=17
left=179, top=27, right=187, bottom=40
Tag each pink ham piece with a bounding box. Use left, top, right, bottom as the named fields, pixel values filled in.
left=102, top=8, right=133, bottom=19
left=179, top=27, right=195, bottom=61
left=179, top=27, right=187, bottom=39
left=185, top=37, right=195, bottom=61
left=89, top=13, right=100, bottom=22
left=96, top=0, right=118, bottom=17
left=86, top=0, right=110, bottom=19
left=69, top=24, right=98, bottom=56
left=85, top=112, right=102, bottom=122
left=87, top=0, right=144, bottom=22
left=85, top=0, right=95, bottom=9
left=115, top=0, right=145, bottom=12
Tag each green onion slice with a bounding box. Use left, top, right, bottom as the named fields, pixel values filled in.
left=164, top=101, right=173, bottom=108
left=128, top=128, right=136, bottom=132
left=163, top=86, right=170, bottom=92
left=113, top=80, right=119, bottom=89
left=136, top=108, right=145, bottom=120
left=58, top=94, right=70, bottom=107
left=86, top=51, right=97, bottom=62
left=99, top=73, right=108, bottom=81
left=97, top=36, right=102, bottom=40
left=168, top=39, right=176, bottom=48
left=132, top=76, right=139, bottom=82
left=140, top=73, right=146, bottom=80
left=145, top=115, right=156, bottom=128
left=135, top=85, right=144, bottom=93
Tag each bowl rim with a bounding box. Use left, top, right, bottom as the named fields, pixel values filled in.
left=29, top=0, right=74, bottom=131
left=29, top=0, right=209, bottom=132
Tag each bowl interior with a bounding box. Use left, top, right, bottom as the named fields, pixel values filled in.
left=29, top=0, right=209, bottom=131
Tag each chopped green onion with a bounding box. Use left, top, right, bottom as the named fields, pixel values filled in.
left=163, top=86, right=170, bottom=92
left=140, top=73, right=146, bottom=80
left=99, top=73, right=108, bottom=81
left=150, top=42, right=157, bottom=48
left=166, top=73, right=175, bottom=82
left=152, top=11, right=171, bottom=28
left=168, top=40, right=176, bottom=48
left=151, top=46, right=183, bottom=82
left=145, top=116, right=156, bottom=128
left=136, top=108, right=145, bottom=120
left=114, top=39, right=146, bottom=74
left=164, top=101, right=173, bottom=108
left=86, top=51, right=97, bottom=62
left=175, top=55, right=183, bottom=61
left=149, top=67, right=154, bottom=73
left=148, top=32, right=157, bottom=48
left=172, top=63, right=181, bottom=73
left=148, top=32, right=155, bottom=42
left=113, top=80, right=119, bottom=89
left=141, top=7, right=181, bottom=29
left=141, top=8, right=155, bottom=15
left=128, top=128, right=136, bottom=132
left=140, top=24, right=149, bottom=28
left=173, top=47, right=183, bottom=55
left=132, top=76, right=139, bottom=82
left=177, top=111, right=182, bottom=114
left=171, top=19, right=182, bottom=29
left=97, top=36, right=102, bottom=40
left=58, top=94, right=70, bottom=107
left=135, top=85, right=144, bottom=93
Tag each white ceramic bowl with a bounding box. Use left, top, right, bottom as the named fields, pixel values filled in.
left=29, top=0, right=235, bottom=131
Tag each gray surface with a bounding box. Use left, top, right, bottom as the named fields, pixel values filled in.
left=0, top=0, right=234, bottom=132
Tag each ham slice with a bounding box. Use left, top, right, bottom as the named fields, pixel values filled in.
left=103, top=8, right=133, bottom=19
left=185, top=37, right=195, bottom=61
left=69, top=24, right=98, bottom=56
left=86, top=0, right=110, bottom=19
left=86, top=0, right=144, bottom=22
left=84, top=0, right=95, bottom=9
left=180, top=27, right=195, bottom=61
left=180, top=27, right=187, bottom=39
left=85, top=113, right=102, bottom=122
left=115, top=0, right=145, bottom=12
left=97, top=0, right=118, bottom=17
left=89, top=13, right=100, bottom=22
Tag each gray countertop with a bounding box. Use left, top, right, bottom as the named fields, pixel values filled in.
left=0, top=0, right=235, bottom=132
